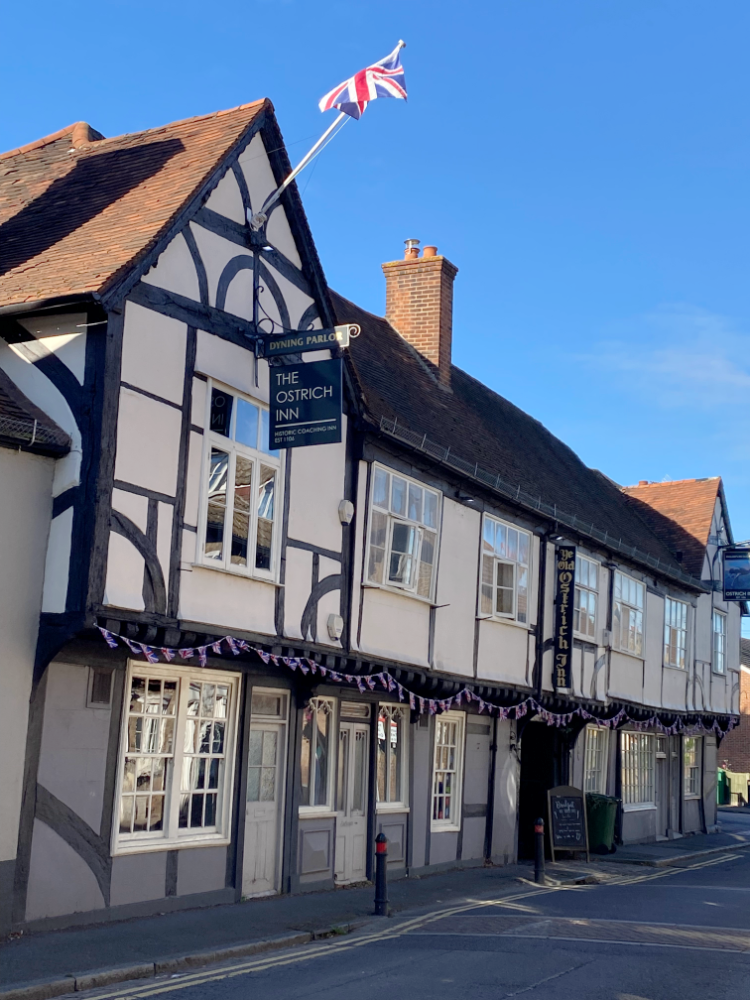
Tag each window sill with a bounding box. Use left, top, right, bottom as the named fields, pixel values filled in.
left=622, top=803, right=656, bottom=813
left=194, top=561, right=283, bottom=586
left=476, top=616, right=532, bottom=631
left=612, top=647, right=645, bottom=661
left=298, top=808, right=335, bottom=820
left=684, top=794, right=701, bottom=800
left=711, top=669, right=727, bottom=676
left=431, top=823, right=462, bottom=834
left=362, top=581, right=434, bottom=605
left=376, top=804, right=410, bottom=814
left=113, top=834, right=231, bottom=855
left=663, top=663, right=687, bottom=672
left=573, top=632, right=598, bottom=646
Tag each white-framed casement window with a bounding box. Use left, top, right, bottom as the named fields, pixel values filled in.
left=114, top=664, right=240, bottom=853
left=376, top=705, right=409, bottom=810
left=299, top=697, right=335, bottom=811
left=479, top=514, right=531, bottom=623
left=199, top=381, right=282, bottom=579
left=664, top=598, right=688, bottom=669
left=621, top=732, right=655, bottom=808
left=431, top=712, right=465, bottom=831
left=584, top=725, right=609, bottom=794
left=367, top=464, right=440, bottom=601
left=683, top=736, right=702, bottom=798
left=613, top=571, right=645, bottom=656
left=713, top=611, right=727, bottom=674
left=574, top=555, right=598, bottom=640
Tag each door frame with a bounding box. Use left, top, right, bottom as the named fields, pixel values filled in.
left=334, top=719, right=370, bottom=883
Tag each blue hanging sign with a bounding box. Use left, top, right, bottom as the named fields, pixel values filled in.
left=269, top=358, right=342, bottom=449
left=723, top=547, right=750, bottom=602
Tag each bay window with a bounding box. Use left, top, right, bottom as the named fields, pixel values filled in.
left=613, top=571, right=645, bottom=656
left=115, top=665, right=240, bottom=852
left=200, top=382, right=281, bottom=578
left=479, top=515, right=531, bottom=623
left=367, top=465, right=440, bottom=600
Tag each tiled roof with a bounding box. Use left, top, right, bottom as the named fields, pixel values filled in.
left=335, top=291, right=695, bottom=586
left=621, top=478, right=721, bottom=578
left=742, top=637, right=750, bottom=668
left=0, top=102, right=267, bottom=309
left=0, top=368, right=70, bottom=456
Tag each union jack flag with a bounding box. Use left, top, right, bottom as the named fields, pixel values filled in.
left=319, top=42, right=407, bottom=121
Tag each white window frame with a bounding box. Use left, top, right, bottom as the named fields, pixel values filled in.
left=299, top=697, right=336, bottom=815
left=113, top=662, right=241, bottom=855
left=197, top=378, right=283, bottom=581
left=613, top=570, right=645, bottom=657
left=713, top=610, right=727, bottom=675
left=683, top=736, right=702, bottom=798
left=365, top=463, right=441, bottom=603
left=574, top=554, right=599, bottom=641
left=664, top=597, right=688, bottom=669
left=376, top=704, right=410, bottom=812
left=431, top=711, right=465, bottom=832
left=478, top=514, right=532, bottom=625
left=584, top=725, right=609, bottom=794
left=620, top=732, right=655, bottom=810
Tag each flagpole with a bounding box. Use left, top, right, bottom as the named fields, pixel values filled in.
left=250, top=111, right=348, bottom=229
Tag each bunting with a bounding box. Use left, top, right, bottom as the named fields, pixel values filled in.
left=96, top=627, right=737, bottom=734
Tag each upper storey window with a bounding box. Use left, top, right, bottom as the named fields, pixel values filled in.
left=574, top=555, right=598, bottom=640
left=200, top=382, right=282, bottom=579
left=664, top=597, right=688, bottom=669
left=479, top=514, right=531, bottom=623
left=367, top=465, right=440, bottom=601
left=613, top=571, right=645, bottom=656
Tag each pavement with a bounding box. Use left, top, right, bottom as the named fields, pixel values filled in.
left=3, top=811, right=750, bottom=1000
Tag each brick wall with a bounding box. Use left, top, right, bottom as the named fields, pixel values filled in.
left=720, top=664, right=750, bottom=773
left=382, top=255, right=458, bottom=385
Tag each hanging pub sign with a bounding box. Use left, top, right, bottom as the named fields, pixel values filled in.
left=723, top=547, right=750, bottom=602
left=554, top=545, right=576, bottom=690
left=262, top=324, right=360, bottom=358
left=270, top=358, right=342, bottom=449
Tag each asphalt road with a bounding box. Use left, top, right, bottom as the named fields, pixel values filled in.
left=80, top=846, right=750, bottom=1000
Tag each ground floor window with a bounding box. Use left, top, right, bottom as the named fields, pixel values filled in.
left=683, top=736, right=702, bottom=798
left=431, top=712, right=465, bottom=831
left=300, top=697, right=335, bottom=809
left=115, top=664, right=240, bottom=852
left=584, top=726, right=608, bottom=794
left=377, top=705, right=408, bottom=807
left=621, top=732, right=655, bottom=806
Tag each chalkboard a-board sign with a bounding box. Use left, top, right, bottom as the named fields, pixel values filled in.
left=547, top=785, right=589, bottom=862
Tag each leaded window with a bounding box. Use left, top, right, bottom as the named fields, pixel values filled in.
left=201, top=382, right=281, bottom=577
left=431, top=712, right=465, bottom=830
left=377, top=705, right=408, bottom=807
left=300, top=698, right=334, bottom=809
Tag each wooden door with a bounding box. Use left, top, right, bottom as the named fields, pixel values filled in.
left=242, top=693, right=287, bottom=897
left=334, top=722, right=369, bottom=883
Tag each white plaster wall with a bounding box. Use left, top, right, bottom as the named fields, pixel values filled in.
left=120, top=303, right=187, bottom=405
left=284, top=546, right=313, bottom=640
left=179, top=566, right=276, bottom=634
left=316, top=554, right=342, bottom=648
left=141, top=231, right=200, bottom=302
left=41, top=507, right=73, bottom=613
left=0, top=448, right=54, bottom=863
left=695, top=593, right=713, bottom=663
left=0, top=338, right=81, bottom=496
left=608, top=651, right=644, bottom=703
left=643, top=592, right=663, bottom=707
left=114, top=388, right=181, bottom=496
left=433, top=499, right=480, bottom=677
left=104, top=533, right=145, bottom=611
left=36, top=661, right=110, bottom=830
left=191, top=377, right=207, bottom=430
left=287, top=435, right=346, bottom=553
left=17, top=313, right=87, bottom=384
left=157, top=502, right=174, bottom=592
left=662, top=664, right=688, bottom=711
left=491, top=720, right=519, bottom=863
left=205, top=167, right=245, bottom=224
left=25, top=820, right=104, bottom=921
left=195, top=331, right=268, bottom=402
left=350, top=461, right=368, bottom=652
left=112, top=488, right=148, bottom=534
left=476, top=621, right=530, bottom=685
left=359, top=589, right=430, bottom=667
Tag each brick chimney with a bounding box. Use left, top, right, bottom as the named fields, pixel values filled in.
left=382, top=240, right=458, bottom=386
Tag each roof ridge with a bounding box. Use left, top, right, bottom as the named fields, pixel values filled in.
left=623, top=477, right=721, bottom=489
left=0, top=121, right=82, bottom=163
left=73, top=100, right=270, bottom=152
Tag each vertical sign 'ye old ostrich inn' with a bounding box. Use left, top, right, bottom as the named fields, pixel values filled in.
left=554, top=546, right=576, bottom=690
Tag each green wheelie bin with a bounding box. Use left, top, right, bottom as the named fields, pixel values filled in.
left=586, top=792, right=618, bottom=854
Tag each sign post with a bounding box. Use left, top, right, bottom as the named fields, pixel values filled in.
left=547, top=785, right=589, bottom=863
left=269, top=358, right=342, bottom=450
left=554, top=546, right=576, bottom=691
left=723, top=547, right=750, bottom=602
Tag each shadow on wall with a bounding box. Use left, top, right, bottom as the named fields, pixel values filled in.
left=0, top=139, right=185, bottom=277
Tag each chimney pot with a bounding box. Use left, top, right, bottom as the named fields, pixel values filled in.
left=638, top=480, right=649, bottom=486
left=422, top=245, right=437, bottom=257
left=404, top=238, right=421, bottom=260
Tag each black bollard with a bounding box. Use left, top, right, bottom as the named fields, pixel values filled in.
left=534, top=817, right=545, bottom=884
left=373, top=833, right=388, bottom=915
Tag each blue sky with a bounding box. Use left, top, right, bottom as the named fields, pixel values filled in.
left=2, top=1, right=748, bottom=629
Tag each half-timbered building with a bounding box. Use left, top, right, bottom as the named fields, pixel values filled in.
left=0, top=104, right=742, bottom=934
